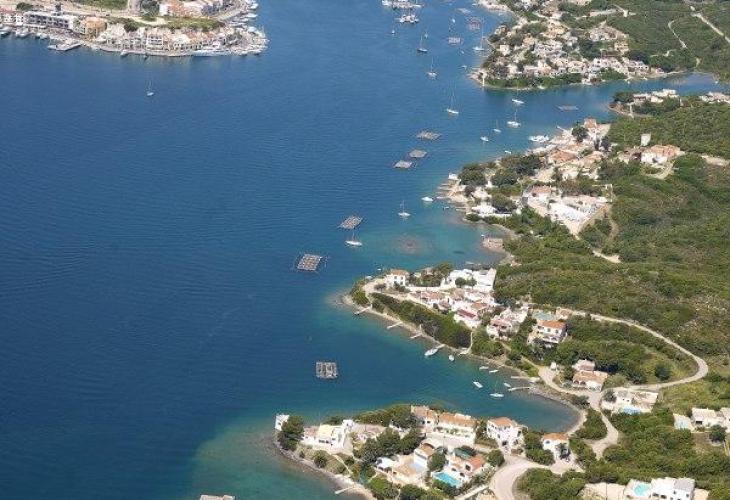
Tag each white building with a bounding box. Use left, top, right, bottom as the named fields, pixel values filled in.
left=532, top=319, right=567, bottom=345
left=603, top=388, right=658, bottom=415
left=640, top=144, right=682, bottom=165
left=486, top=417, right=523, bottom=450
left=541, top=432, right=570, bottom=460
left=303, top=419, right=354, bottom=451
left=23, top=10, right=77, bottom=31
left=385, top=269, right=409, bottom=289
left=691, top=407, right=730, bottom=429
left=572, top=369, right=608, bottom=391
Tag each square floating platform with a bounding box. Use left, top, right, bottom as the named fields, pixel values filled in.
left=409, top=149, right=427, bottom=159
left=297, top=253, right=323, bottom=272
left=316, top=361, right=338, bottom=379
left=339, top=216, right=363, bottom=230
left=394, top=160, right=414, bottom=169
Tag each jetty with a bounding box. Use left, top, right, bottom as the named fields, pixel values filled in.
left=387, top=321, right=403, bottom=330
left=416, top=130, right=441, bottom=140
left=315, top=361, right=338, bottom=379
left=296, top=253, right=324, bottom=272
left=339, top=216, right=363, bottom=230
left=394, top=160, right=414, bottom=169
left=408, top=149, right=428, bottom=159
left=354, top=305, right=372, bottom=315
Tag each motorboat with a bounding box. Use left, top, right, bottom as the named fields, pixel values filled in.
left=489, top=369, right=498, bottom=373
left=345, top=230, right=363, bottom=247
left=490, top=392, right=504, bottom=398
left=424, top=347, right=439, bottom=357
left=529, top=135, right=549, bottom=143
left=479, top=366, right=488, bottom=370
left=449, top=354, right=455, bottom=361
left=421, top=196, right=433, bottom=203
left=480, top=136, right=489, bottom=142
left=512, top=98, right=524, bottom=105
left=473, top=381, right=483, bottom=389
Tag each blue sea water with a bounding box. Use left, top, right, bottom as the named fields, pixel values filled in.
left=0, top=0, right=725, bottom=498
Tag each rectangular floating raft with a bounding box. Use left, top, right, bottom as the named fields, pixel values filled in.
left=394, top=160, right=414, bottom=169
left=316, top=361, right=338, bottom=379
left=409, top=149, right=427, bottom=159
left=447, top=37, right=462, bottom=45
left=296, top=253, right=323, bottom=272
left=339, top=216, right=363, bottom=230
left=417, top=131, right=441, bottom=140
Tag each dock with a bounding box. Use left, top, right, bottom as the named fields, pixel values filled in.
left=394, top=160, right=414, bottom=169
left=296, top=253, right=324, bottom=272
left=417, top=130, right=441, bottom=140
left=339, top=215, right=363, bottom=230
left=316, top=361, right=338, bottom=379
left=408, top=149, right=428, bottom=159
left=387, top=321, right=403, bottom=330
left=409, top=333, right=422, bottom=339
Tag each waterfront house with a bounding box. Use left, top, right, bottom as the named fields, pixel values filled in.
left=274, top=414, right=290, bottom=431
left=413, top=440, right=439, bottom=469
left=303, top=419, right=353, bottom=452
left=438, top=449, right=487, bottom=487
left=572, top=369, right=608, bottom=391
left=486, top=417, right=523, bottom=450
left=390, top=457, right=427, bottom=486
left=531, top=319, right=567, bottom=346
left=411, top=405, right=438, bottom=431
left=541, top=432, right=570, bottom=460
left=385, top=269, right=409, bottom=289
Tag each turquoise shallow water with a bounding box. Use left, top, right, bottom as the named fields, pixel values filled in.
left=0, top=0, right=725, bottom=498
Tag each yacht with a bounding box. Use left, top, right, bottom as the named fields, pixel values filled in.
left=0, top=27, right=11, bottom=37
left=489, top=369, right=498, bottom=373
left=507, top=110, right=520, bottom=128
left=490, top=392, right=504, bottom=398
left=345, top=230, right=363, bottom=247
left=15, top=29, right=30, bottom=38
left=493, top=120, right=501, bottom=133
left=511, top=98, right=524, bottom=105
left=398, top=200, right=411, bottom=218
left=426, top=57, right=437, bottom=79
left=416, top=34, right=427, bottom=53
left=473, top=381, right=483, bottom=389
left=503, top=382, right=511, bottom=388
left=479, top=366, right=489, bottom=370
left=146, top=81, right=155, bottom=97
left=421, top=196, right=433, bottom=203
left=445, top=90, right=459, bottom=116
left=424, top=347, right=439, bottom=357
left=480, top=136, right=489, bottom=142
left=120, top=50, right=128, bottom=57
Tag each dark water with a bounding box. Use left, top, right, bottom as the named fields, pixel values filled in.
left=0, top=0, right=724, bottom=498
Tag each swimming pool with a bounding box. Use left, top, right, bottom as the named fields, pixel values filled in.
left=633, top=482, right=651, bottom=496
left=434, top=471, right=462, bottom=488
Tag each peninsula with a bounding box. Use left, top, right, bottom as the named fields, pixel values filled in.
left=473, top=0, right=730, bottom=89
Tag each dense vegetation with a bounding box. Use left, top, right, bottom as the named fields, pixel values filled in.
left=277, top=415, right=304, bottom=451
left=524, top=431, right=555, bottom=465
left=495, top=150, right=730, bottom=357
left=575, top=409, right=608, bottom=440
left=355, top=404, right=418, bottom=429
left=518, top=469, right=587, bottom=500
left=608, top=102, right=730, bottom=158
left=371, top=293, right=472, bottom=348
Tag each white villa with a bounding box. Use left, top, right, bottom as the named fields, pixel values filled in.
left=385, top=269, right=409, bottom=289
left=302, top=419, right=354, bottom=452
left=691, top=407, right=730, bottom=429
left=486, top=417, right=524, bottom=450
left=541, top=432, right=570, bottom=460
left=603, top=388, right=658, bottom=415
left=531, top=319, right=567, bottom=346
left=625, top=477, right=696, bottom=500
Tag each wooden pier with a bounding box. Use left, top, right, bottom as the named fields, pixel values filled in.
left=296, top=253, right=324, bottom=272
left=416, top=130, right=441, bottom=140
left=408, top=149, right=427, bottom=159
left=316, top=361, right=338, bottom=379
left=394, top=160, right=414, bottom=170
left=339, top=215, right=363, bottom=230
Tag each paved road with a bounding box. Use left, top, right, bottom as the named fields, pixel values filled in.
left=490, top=455, right=547, bottom=500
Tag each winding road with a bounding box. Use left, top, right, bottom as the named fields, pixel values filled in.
left=492, top=308, right=709, bottom=499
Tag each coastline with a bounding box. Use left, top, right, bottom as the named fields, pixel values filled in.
left=273, top=438, right=374, bottom=499
left=338, top=293, right=582, bottom=434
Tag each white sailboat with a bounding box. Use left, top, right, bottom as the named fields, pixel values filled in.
left=473, top=381, right=483, bottom=389
left=507, top=109, right=521, bottom=128
left=146, top=80, right=155, bottom=97
left=445, top=90, right=459, bottom=116
left=473, top=26, right=485, bottom=52
left=417, top=33, right=428, bottom=53
left=490, top=381, right=504, bottom=398
left=426, top=58, right=437, bottom=79
left=345, top=229, right=362, bottom=247
left=493, top=120, right=501, bottom=133
left=398, top=201, right=411, bottom=218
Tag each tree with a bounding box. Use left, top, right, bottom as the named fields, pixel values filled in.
left=709, top=425, right=726, bottom=444
left=428, top=451, right=446, bottom=471
left=277, top=416, right=304, bottom=451
left=487, top=449, right=505, bottom=467
left=313, top=450, right=328, bottom=468
left=15, top=2, right=32, bottom=10
left=398, top=429, right=423, bottom=455
left=572, top=125, right=589, bottom=143
left=575, top=409, right=607, bottom=440
left=399, top=484, right=427, bottom=500
left=654, top=362, right=672, bottom=381
left=368, top=476, right=398, bottom=499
